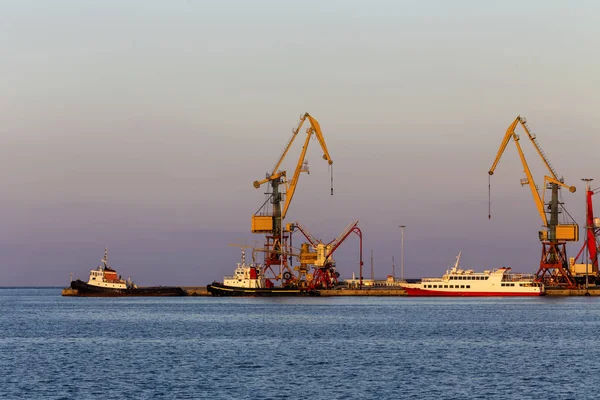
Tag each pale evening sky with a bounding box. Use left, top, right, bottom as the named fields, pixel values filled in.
left=1, top=0, right=599, bottom=286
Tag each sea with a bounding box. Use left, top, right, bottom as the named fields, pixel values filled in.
left=1, top=288, right=599, bottom=400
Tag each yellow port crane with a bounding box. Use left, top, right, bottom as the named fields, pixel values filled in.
left=488, top=115, right=578, bottom=287
left=489, top=116, right=578, bottom=241
left=251, top=112, right=333, bottom=283
left=252, top=112, right=333, bottom=235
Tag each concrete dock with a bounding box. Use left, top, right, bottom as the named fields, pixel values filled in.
left=61, top=288, right=79, bottom=296
left=182, top=287, right=210, bottom=296
left=545, top=287, right=600, bottom=296
left=320, top=288, right=407, bottom=296
left=65, top=286, right=598, bottom=297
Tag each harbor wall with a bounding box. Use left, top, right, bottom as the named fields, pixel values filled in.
left=320, top=289, right=407, bottom=296
left=182, top=287, right=210, bottom=296
left=545, top=287, right=600, bottom=296
left=64, top=286, right=600, bottom=297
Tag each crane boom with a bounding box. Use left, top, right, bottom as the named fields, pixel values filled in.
left=490, top=123, right=549, bottom=226
left=281, top=117, right=332, bottom=220
left=252, top=113, right=333, bottom=234
left=255, top=113, right=332, bottom=188
left=488, top=116, right=577, bottom=241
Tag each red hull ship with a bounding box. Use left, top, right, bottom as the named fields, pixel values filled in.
left=400, top=253, right=544, bottom=297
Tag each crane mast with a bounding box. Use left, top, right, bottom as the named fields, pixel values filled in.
left=488, top=116, right=578, bottom=287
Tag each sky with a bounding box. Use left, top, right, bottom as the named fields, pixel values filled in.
left=1, top=0, right=599, bottom=286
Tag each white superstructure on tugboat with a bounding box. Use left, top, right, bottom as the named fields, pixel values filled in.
left=400, top=252, right=544, bottom=296
left=222, top=248, right=266, bottom=289
left=85, top=249, right=135, bottom=290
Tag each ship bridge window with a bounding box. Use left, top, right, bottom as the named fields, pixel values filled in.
left=449, top=285, right=454, bottom=288
left=433, top=285, right=438, bottom=288
left=460, top=285, right=465, bottom=289
left=466, top=285, right=470, bottom=288
left=444, top=285, right=448, bottom=288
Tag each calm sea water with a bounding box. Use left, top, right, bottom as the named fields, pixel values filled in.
left=1, top=288, right=599, bottom=399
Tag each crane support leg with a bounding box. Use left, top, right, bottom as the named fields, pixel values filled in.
left=262, top=234, right=295, bottom=286
left=536, top=241, right=577, bottom=288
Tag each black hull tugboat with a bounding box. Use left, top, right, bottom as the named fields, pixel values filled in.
left=207, top=248, right=317, bottom=297
left=64, top=249, right=187, bottom=297
left=206, top=281, right=316, bottom=297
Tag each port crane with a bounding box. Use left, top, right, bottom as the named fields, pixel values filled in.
left=488, top=116, right=578, bottom=287
left=571, top=181, right=600, bottom=281
left=252, top=113, right=333, bottom=283
left=290, top=220, right=364, bottom=289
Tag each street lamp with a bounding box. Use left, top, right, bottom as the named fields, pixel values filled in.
left=399, top=225, right=406, bottom=280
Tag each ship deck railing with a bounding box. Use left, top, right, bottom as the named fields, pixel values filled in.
left=421, top=277, right=446, bottom=282
left=502, top=274, right=536, bottom=282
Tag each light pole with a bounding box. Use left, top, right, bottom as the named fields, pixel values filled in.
left=399, top=225, right=406, bottom=280
left=582, top=178, right=593, bottom=293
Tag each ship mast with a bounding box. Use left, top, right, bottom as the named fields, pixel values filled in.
left=101, top=248, right=108, bottom=270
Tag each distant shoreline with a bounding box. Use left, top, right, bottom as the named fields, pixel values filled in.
left=0, top=286, right=64, bottom=289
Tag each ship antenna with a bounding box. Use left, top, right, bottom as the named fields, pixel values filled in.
left=241, top=247, right=246, bottom=264
left=102, top=248, right=108, bottom=270
left=451, top=251, right=462, bottom=273
left=455, top=251, right=462, bottom=269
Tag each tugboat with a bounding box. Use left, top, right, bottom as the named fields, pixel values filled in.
left=66, top=249, right=187, bottom=297
left=207, top=248, right=316, bottom=296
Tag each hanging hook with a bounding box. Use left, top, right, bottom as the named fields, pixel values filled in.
left=488, top=174, right=492, bottom=219
left=330, top=164, right=334, bottom=195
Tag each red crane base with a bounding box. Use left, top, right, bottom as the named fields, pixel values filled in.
left=535, top=241, right=577, bottom=288
left=308, top=266, right=339, bottom=290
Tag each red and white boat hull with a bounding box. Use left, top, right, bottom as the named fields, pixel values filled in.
left=400, top=253, right=544, bottom=297
left=401, top=286, right=543, bottom=297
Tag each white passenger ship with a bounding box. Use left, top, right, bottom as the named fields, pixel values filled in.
left=400, top=252, right=544, bottom=296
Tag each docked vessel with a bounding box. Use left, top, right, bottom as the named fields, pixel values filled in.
left=207, top=248, right=316, bottom=296
left=399, top=252, right=544, bottom=296
left=66, top=249, right=187, bottom=297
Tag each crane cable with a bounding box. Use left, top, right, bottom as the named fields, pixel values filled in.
left=330, top=164, right=334, bottom=195
left=488, top=175, right=492, bottom=220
